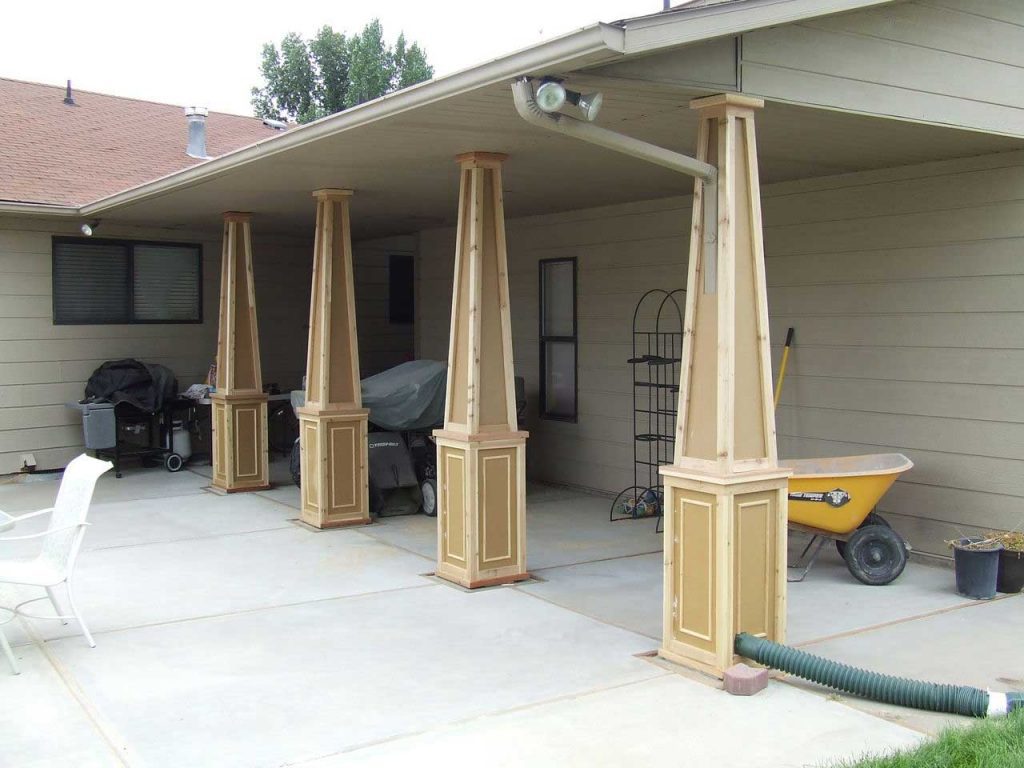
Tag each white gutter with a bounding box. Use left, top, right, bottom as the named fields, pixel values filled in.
left=0, top=201, right=78, bottom=217
left=511, top=78, right=716, bottom=181
left=80, top=24, right=625, bottom=217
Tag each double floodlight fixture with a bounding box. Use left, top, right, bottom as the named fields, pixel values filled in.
left=534, top=79, right=603, bottom=122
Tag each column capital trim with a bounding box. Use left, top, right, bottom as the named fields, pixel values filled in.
left=689, top=93, right=764, bottom=116
left=222, top=211, right=252, bottom=222
left=312, top=188, right=354, bottom=200
left=455, top=151, right=508, bottom=168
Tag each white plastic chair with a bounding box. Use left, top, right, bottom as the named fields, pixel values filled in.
left=0, top=454, right=112, bottom=674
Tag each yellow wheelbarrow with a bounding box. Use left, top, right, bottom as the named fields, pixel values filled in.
left=782, top=453, right=913, bottom=585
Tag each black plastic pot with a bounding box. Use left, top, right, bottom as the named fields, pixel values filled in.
left=998, top=549, right=1024, bottom=594
left=953, top=537, right=1002, bottom=600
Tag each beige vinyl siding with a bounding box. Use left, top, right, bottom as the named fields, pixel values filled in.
left=0, top=221, right=412, bottom=474
left=352, top=235, right=416, bottom=376
left=740, top=0, right=1024, bottom=136
left=418, top=148, right=1024, bottom=558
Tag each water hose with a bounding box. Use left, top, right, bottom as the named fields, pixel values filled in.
left=735, top=633, right=1024, bottom=718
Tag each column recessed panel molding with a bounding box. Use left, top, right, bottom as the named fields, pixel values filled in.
left=211, top=212, right=269, bottom=493
left=659, top=95, right=790, bottom=678
left=298, top=189, right=370, bottom=529
left=434, top=152, right=529, bottom=588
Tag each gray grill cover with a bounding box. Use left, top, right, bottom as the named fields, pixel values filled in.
left=361, top=360, right=447, bottom=431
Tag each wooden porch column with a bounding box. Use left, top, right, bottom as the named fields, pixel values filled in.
left=211, top=212, right=269, bottom=492
left=659, top=95, right=790, bottom=678
left=434, top=152, right=529, bottom=588
left=297, top=189, right=370, bottom=528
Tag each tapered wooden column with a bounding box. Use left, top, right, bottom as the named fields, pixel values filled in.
left=211, top=212, right=269, bottom=492
left=297, top=189, right=370, bottom=528
left=659, top=95, right=790, bottom=678
left=434, top=152, right=529, bottom=588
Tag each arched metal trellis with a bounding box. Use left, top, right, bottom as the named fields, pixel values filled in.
left=609, top=288, right=685, bottom=526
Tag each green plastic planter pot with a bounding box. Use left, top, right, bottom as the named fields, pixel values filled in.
left=998, top=549, right=1024, bottom=594
left=953, top=537, right=1002, bottom=600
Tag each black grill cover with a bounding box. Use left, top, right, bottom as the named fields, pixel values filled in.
left=368, top=432, right=418, bottom=490
left=84, top=359, right=178, bottom=413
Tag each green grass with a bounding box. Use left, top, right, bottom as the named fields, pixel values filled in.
left=838, top=711, right=1024, bottom=768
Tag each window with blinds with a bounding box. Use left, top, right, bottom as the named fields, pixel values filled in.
left=539, top=257, right=578, bottom=421
left=52, top=238, right=202, bottom=324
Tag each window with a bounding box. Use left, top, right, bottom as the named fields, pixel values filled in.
left=388, top=253, right=415, bottom=324
left=539, top=257, right=577, bottom=421
left=52, top=238, right=202, bottom=324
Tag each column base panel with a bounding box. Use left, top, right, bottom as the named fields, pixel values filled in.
left=303, top=515, right=373, bottom=530
left=212, top=482, right=272, bottom=494
left=657, top=646, right=740, bottom=680
left=435, top=564, right=530, bottom=589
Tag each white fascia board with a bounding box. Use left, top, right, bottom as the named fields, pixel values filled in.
left=81, top=23, right=625, bottom=217
left=623, top=0, right=897, bottom=53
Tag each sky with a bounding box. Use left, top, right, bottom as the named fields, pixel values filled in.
left=0, top=0, right=667, bottom=116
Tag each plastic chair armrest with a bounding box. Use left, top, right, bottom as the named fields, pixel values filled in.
left=0, top=522, right=88, bottom=542
left=8, top=508, right=55, bottom=524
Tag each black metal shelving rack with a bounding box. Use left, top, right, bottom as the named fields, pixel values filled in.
left=609, top=288, right=685, bottom=523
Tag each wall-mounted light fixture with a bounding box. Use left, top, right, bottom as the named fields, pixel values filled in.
left=80, top=219, right=101, bottom=237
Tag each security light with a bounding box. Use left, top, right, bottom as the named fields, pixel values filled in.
left=534, top=81, right=567, bottom=113
left=532, top=79, right=603, bottom=122
left=567, top=90, right=603, bottom=122
left=80, top=219, right=100, bottom=237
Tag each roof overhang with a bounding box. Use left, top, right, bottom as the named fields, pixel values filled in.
left=9, top=0, right=1018, bottom=242
left=72, top=0, right=903, bottom=219
left=619, top=0, right=898, bottom=53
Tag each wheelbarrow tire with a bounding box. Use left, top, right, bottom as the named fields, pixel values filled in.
left=844, top=524, right=907, bottom=586
left=836, top=512, right=890, bottom=558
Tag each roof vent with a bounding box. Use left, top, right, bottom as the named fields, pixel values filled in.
left=184, top=106, right=209, bottom=159
left=63, top=80, right=75, bottom=106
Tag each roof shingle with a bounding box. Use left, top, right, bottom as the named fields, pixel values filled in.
left=0, top=77, right=283, bottom=206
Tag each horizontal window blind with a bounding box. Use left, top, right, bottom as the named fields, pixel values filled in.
left=52, top=238, right=202, bottom=325
left=53, top=242, right=130, bottom=324
left=133, top=245, right=201, bottom=321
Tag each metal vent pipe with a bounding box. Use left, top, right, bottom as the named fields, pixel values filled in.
left=185, top=107, right=209, bottom=159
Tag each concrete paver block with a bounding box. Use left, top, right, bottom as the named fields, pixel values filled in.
left=724, top=663, right=768, bottom=696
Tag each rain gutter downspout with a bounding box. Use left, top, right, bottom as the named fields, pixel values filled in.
left=511, top=78, right=716, bottom=182
left=511, top=77, right=717, bottom=288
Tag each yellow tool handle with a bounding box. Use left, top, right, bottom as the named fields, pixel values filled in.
left=774, top=327, right=795, bottom=409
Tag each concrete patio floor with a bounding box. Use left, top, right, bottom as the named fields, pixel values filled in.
left=1, top=458, right=1019, bottom=767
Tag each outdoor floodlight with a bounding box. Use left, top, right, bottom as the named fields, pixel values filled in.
left=532, top=80, right=603, bottom=122
left=534, top=81, right=567, bottom=113
left=567, top=90, right=603, bottom=122
left=80, top=219, right=100, bottom=237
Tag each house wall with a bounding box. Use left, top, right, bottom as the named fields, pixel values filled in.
left=740, top=0, right=1024, bottom=136
left=353, top=235, right=417, bottom=376
left=0, top=218, right=414, bottom=475
left=417, top=148, right=1024, bottom=558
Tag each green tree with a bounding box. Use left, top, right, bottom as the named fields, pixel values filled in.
left=251, top=19, right=434, bottom=124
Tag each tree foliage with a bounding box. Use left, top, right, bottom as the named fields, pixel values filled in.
left=251, top=20, right=434, bottom=123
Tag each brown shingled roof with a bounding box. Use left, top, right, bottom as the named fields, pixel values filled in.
left=0, top=77, right=285, bottom=206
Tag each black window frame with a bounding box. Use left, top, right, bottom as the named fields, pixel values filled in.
left=52, top=236, right=203, bottom=325
left=388, top=252, right=415, bottom=325
left=538, top=256, right=578, bottom=422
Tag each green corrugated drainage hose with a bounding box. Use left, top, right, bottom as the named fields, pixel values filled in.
left=735, top=633, right=1024, bottom=718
